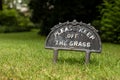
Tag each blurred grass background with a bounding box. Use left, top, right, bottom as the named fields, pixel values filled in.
left=0, top=30, right=119, bottom=80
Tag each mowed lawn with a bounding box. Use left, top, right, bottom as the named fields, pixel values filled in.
left=0, top=30, right=120, bottom=80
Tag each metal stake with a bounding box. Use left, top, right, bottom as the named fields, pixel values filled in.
left=53, top=49, right=58, bottom=63
left=85, top=51, right=91, bottom=64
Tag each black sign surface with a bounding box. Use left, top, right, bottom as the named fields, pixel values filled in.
left=45, top=20, right=101, bottom=53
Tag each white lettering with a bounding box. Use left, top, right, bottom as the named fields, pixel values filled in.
left=83, top=42, right=86, bottom=47
left=79, top=28, right=84, bottom=32
left=78, top=42, right=82, bottom=46
left=79, top=28, right=95, bottom=40
left=75, top=34, right=78, bottom=38
left=65, top=27, right=69, bottom=32
left=86, top=32, right=92, bottom=37
left=54, top=27, right=96, bottom=40
left=54, top=27, right=72, bottom=38
left=66, top=34, right=78, bottom=39
left=74, top=41, right=78, bottom=46
left=90, top=35, right=95, bottom=40
left=54, top=31, right=60, bottom=38
left=69, top=41, right=91, bottom=47
left=59, top=41, right=64, bottom=45
left=60, top=28, right=64, bottom=34
left=87, top=42, right=91, bottom=47
left=55, top=40, right=67, bottom=46
left=69, top=41, right=74, bottom=46
left=67, top=34, right=74, bottom=38
left=55, top=40, right=59, bottom=45
left=83, top=29, right=87, bottom=34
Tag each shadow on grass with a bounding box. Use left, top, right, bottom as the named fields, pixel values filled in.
left=58, top=57, right=99, bottom=65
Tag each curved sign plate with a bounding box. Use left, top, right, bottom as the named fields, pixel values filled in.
left=45, top=20, right=101, bottom=53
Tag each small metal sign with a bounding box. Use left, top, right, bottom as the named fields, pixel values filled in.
left=45, top=20, right=102, bottom=64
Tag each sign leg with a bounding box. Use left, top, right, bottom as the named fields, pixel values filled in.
left=85, top=51, right=91, bottom=64
left=53, top=49, right=58, bottom=63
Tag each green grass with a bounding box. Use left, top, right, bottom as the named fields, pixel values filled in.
left=0, top=31, right=120, bottom=80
